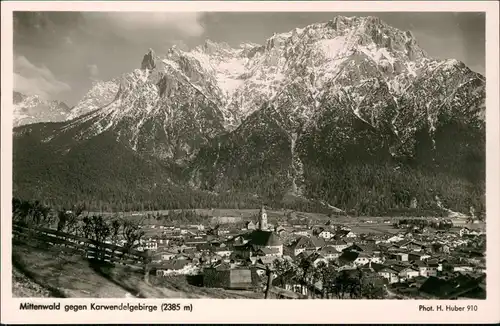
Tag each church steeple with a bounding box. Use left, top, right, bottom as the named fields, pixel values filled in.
left=258, top=205, right=268, bottom=230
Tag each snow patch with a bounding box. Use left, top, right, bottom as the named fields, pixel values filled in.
left=316, top=36, right=349, bottom=59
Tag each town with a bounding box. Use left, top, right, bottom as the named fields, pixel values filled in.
left=12, top=198, right=486, bottom=300
left=100, top=206, right=486, bottom=299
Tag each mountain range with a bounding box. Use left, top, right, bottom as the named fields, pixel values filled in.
left=12, top=92, right=72, bottom=127
left=12, top=16, right=486, bottom=215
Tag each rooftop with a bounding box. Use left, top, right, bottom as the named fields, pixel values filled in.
left=249, top=230, right=283, bottom=247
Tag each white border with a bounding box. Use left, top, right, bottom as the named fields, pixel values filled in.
left=1, top=1, right=499, bottom=324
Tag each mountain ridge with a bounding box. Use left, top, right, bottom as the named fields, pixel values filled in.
left=12, top=15, right=486, bottom=215
left=12, top=91, right=72, bottom=127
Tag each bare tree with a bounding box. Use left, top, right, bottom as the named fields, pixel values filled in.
left=13, top=199, right=53, bottom=228
left=314, top=261, right=337, bottom=299
left=121, top=217, right=145, bottom=254
left=56, top=204, right=85, bottom=234
left=81, top=216, right=93, bottom=239
left=12, top=199, right=55, bottom=245
left=110, top=218, right=121, bottom=245
left=85, top=215, right=111, bottom=261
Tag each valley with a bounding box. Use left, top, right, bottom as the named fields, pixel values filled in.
left=8, top=10, right=489, bottom=305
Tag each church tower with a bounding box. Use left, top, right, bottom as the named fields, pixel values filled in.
left=258, top=205, right=268, bottom=230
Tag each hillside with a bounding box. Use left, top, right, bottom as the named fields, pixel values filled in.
left=12, top=16, right=485, bottom=215
left=12, top=243, right=263, bottom=299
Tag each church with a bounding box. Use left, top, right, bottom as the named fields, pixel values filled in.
left=249, top=206, right=283, bottom=256
left=232, top=206, right=284, bottom=258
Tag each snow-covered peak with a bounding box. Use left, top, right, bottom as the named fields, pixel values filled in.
left=68, top=15, right=433, bottom=125
left=68, top=79, right=120, bottom=120
left=55, top=15, right=483, bottom=164
left=13, top=91, right=71, bottom=127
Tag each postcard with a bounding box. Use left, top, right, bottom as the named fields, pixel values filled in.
left=1, top=1, right=499, bottom=324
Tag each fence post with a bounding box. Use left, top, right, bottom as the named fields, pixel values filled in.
left=264, top=267, right=273, bottom=299
left=144, top=250, right=152, bottom=284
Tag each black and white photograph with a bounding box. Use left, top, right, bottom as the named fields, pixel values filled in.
left=7, top=9, right=490, bottom=300
left=2, top=2, right=499, bottom=323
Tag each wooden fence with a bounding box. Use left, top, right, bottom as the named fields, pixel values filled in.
left=12, top=223, right=147, bottom=269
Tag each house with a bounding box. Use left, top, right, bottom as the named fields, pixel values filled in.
left=370, top=256, right=384, bottom=264
left=408, top=252, right=431, bottom=262
left=413, top=260, right=438, bottom=277
left=293, top=230, right=311, bottom=237
left=189, top=224, right=205, bottom=231
left=233, top=242, right=256, bottom=259
left=459, top=227, right=472, bottom=237
left=231, top=233, right=252, bottom=246
left=398, top=266, right=420, bottom=282
left=432, top=243, right=451, bottom=254
left=319, top=245, right=341, bottom=260
left=180, top=229, right=195, bottom=236
left=200, top=252, right=220, bottom=264
left=426, top=259, right=443, bottom=272
left=378, top=243, right=400, bottom=253
left=333, top=229, right=352, bottom=240
left=345, top=231, right=357, bottom=238
left=385, top=235, right=404, bottom=243
left=338, top=251, right=372, bottom=268
left=217, top=227, right=231, bottom=235
left=157, top=236, right=170, bottom=245
left=393, top=252, right=409, bottom=262
left=203, top=267, right=258, bottom=290
left=418, top=275, right=485, bottom=299
left=275, top=225, right=286, bottom=235
left=249, top=230, right=283, bottom=256
left=453, top=265, right=475, bottom=273
left=290, top=236, right=325, bottom=256
left=214, top=246, right=233, bottom=258
left=362, top=236, right=378, bottom=245
left=245, top=221, right=256, bottom=230
left=330, top=239, right=349, bottom=252
left=196, top=243, right=213, bottom=253
left=318, top=230, right=334, bottom=240
left=306, top=252, right=329, bottom=267
left=446, top=274, right=486, bottom=299
left=255, top=255, right=279, bottom=266
left=154, top=260, right=193, bottom=276
left=144, top=240, right=158, bottom=251
left=343, top=243, right=363, bottom=252
left=370, top=263, right=399, bottom=284
left=399, top=240, right=427, bottom=252
left=408, top=275, right=428, bottom=288
left=343, top=243, right=379, bottom=255
left=337, top=251, right=359, bottom=270
left=160, top=250, right=178, bottom=261
left=354, top=252, right=373, bottom=266
left=184, top=237, right=208, bottom=246
left=254, top=246, right=282, bottom=257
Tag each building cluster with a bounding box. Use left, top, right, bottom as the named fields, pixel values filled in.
left=120, top=207, right=486, bottom=299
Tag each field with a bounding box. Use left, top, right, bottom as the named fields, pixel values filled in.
left=348, top=224, right=400, bottom=235
left=11, top=243, right=263, bottom=299
left=88, top=208, right=329, bottom=220
left=85, top=208, right=475, bottom=237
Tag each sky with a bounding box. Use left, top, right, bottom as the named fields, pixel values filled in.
left=13, top=12, right=485, bottom=106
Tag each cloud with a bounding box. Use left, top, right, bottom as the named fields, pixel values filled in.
left=87, top=64, right=99, bottom=79
left=14, top=56, right=71, bottom=99
left=64, top=36, right=73, bottom=46
left=163, top=40, right=190, bottom=52
left=83, top=12, right=206, bottom=38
